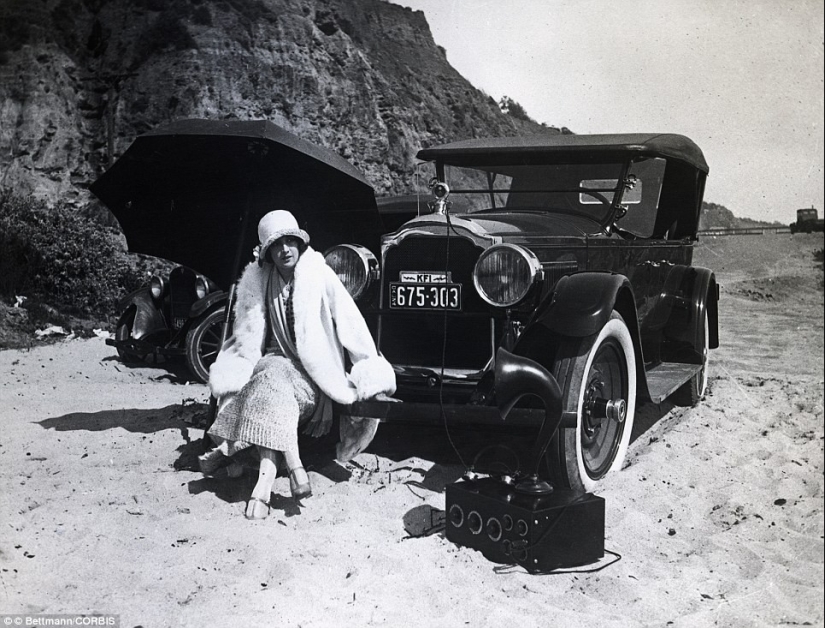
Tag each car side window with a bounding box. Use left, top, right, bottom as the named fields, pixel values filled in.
left=613, top=158, right=667, bottom=238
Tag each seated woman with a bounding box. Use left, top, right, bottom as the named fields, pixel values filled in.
left=201, top=210, right=395, bottom=519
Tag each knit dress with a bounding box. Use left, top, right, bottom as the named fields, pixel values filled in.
left=207, top=266, right=320, bottom=452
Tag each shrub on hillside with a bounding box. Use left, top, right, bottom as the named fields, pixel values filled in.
left=132, top=13, right=197, bottom=68
left=499, top=96, right=533, bottom=122
left=0, top=192, right=163, bottom=319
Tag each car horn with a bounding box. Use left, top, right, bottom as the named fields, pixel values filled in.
left=494, top=348, right=577, bottom=495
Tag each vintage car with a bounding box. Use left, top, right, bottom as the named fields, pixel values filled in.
left=789, top=206, right=824, bottom=233
left=107, top=266, right=227, bottom=382
left=325, top=133, right=719, bottom=492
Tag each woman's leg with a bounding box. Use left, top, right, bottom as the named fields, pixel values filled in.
left=245, top=447, right=282, bottom=519
left=229, top=355, right=317, bottom=507
left=199, top=436, right=251, bottom=476
left=283, top=446, right=311, bottom=499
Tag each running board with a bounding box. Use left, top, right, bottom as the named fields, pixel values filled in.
left=645, top=362, right=703, bottom=404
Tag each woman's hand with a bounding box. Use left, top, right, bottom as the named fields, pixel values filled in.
left=372, top=392, right=401, bottom=403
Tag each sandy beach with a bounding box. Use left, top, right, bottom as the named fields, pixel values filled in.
left=1, top=233, right=822, bottom=627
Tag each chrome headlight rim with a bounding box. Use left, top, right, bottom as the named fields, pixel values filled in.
left=323, top=243, right=379, bottom=301
left=149, top=275, right=166, bottom=301
left=195, top=275, right=210, bottom=300
left=473, top=243, right=541, bottom=308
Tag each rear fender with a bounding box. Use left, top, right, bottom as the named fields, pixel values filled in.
left=663, top=267, right=718, bottom=361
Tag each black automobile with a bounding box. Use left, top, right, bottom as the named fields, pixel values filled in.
left=325, top=133, right=719, bottom=492
left=108, top=266, right=227, bottom=382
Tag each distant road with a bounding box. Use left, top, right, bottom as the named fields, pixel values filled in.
left=698, top=226, right=792, bottom=236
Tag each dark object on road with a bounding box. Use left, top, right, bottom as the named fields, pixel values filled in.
left=790, top=207, right=824, bottom=234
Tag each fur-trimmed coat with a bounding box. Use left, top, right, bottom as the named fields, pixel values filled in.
left=208, top=248, right=396, bottom=404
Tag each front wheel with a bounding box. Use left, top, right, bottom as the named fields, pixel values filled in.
left=185, top=308, right=226, bottom=383
left=549, top=311, right=636, bottom=492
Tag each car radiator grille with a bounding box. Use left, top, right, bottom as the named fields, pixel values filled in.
left=169, top=268, right=197, bottom=329
left=379, top=235, right=496, bottom=370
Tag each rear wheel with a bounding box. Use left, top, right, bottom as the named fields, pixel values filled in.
left=549, top=312, right=636, bottom=492
left=185, top=308, right=226, bottom=383
left=672, top=308, right=709, bottom=407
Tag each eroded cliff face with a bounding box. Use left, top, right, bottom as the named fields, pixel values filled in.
left=1, top=0, right=555, bottom=210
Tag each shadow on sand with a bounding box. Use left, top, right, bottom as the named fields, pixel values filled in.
left=37, top=394, right=674, bottom=522
left=176, top=421, right=350, bottom=518
left=38, top=403, right=207, bottom=434
left=365, top=397, right=673, bottom=480
left=100, top=354, right=197, bottom=385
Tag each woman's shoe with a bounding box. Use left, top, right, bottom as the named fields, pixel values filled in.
left=289, top=467, right=312, bottom=500
left=226, top=461, right=244, bottom=478
left=198, top=448, right=227, bottom=476
left=245, top=496, right=271, bottom=520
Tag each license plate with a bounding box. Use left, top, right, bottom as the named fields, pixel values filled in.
left=399, top=271, right=451, bottom=283
left=389, top=283, right=461, bottom=310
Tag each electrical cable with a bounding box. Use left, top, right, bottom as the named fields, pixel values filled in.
left=438, top=204, right=513, bottom=476
left=489, top=493, right=620, bottom=575
left=470, top=443, right=520, bottom=476
left=492, top=549, right=622, bottom=576
left=439, top=208, right=470, bottom=471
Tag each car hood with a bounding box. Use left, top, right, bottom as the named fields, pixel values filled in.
left=389, top=211, right=600, bottom=246
left=465, top=211, right=599, bottom=238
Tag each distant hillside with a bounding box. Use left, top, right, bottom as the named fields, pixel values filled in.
left=700, top=201, right=785, bottom=230
left=0, top=0, right=554, bottom=213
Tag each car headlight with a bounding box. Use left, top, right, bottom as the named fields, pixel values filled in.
left=473, top=244, right=541, bottom=307
left=149, top=275, right=166, bottom=301
left=195, top=275, right=210, bottom=300
left=324, top=244, right=379, bottom=301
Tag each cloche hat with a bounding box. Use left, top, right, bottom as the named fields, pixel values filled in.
left=256, top=210, right=310, bottom=265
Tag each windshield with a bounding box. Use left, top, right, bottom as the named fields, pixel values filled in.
left=413, top=157, right=666, bottom=236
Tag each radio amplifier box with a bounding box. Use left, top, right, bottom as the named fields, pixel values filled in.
left=445, top=478, right=604, bottom=573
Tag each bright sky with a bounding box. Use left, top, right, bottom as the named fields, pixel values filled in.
left=396, top=0, right=824, bottom=224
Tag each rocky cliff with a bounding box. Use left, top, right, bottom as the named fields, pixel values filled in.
left=0, top=0, right=554, bottom=212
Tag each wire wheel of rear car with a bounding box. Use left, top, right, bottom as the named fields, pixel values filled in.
left=185, top=308, right=225, bottom=384
left=548, top=311, right=636, bottom=493
left=672, top=308, right=709, bottom=407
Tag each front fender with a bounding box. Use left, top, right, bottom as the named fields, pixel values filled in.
left=118, top=288, right=168, bottom=339
left=189, top=290, right=228, bottom=319
left=532, top=272, right=635, bottom=337
left=513, top=272, right=649, bottom=402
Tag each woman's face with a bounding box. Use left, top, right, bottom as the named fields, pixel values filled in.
left=268, top=236, right=302, bottom=274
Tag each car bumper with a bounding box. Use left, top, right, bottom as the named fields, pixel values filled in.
left=339, top=399, right=554, bottom=427
left=341, top=349, right=577, bottom=430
